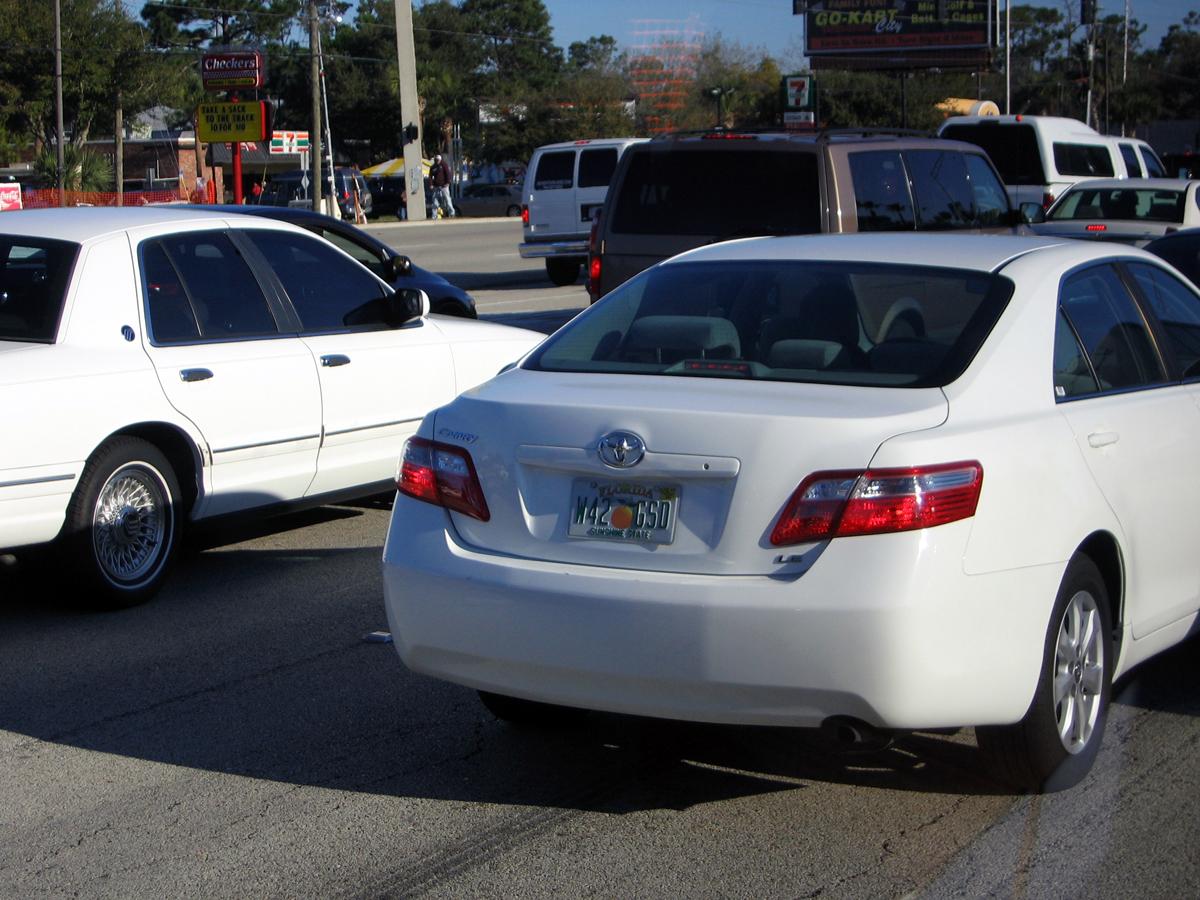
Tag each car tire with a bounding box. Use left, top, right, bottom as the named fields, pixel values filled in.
left=505, top=204, right=521, bottom=217
left=62, top=436, right=181, bottom=609
left=977, top=554, right=1112, bottom=793
left=478, top=690, right=585, bottom=728
left=546, top=258, right=581, bottom=287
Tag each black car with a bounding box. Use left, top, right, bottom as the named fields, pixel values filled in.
left=366, top=174, right=434, bottom=220
left=1145, top=228, right=1200, bottom=289
left=207, top=205, right=476, bottom=317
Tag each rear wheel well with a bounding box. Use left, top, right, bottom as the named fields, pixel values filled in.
left=1077, top=531, right=1124, bottom=653
left=111, top=424, right=201, bottom=518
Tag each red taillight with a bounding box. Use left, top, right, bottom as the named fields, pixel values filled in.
left=521, top=204, right=529, bottom=226
left=1042, top=192, right=1056, bottom=210
left=397, top=437, right=490, bottom=521
left=1086, top=223, right=1107, bottom=232
left=587, top=212, right=602, bottom=299
left=769, top=461, right=983, bottom=546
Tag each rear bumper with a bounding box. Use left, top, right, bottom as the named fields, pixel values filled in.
left=381, top=498, right=1060, bottom=731
left=518, top=240, right=587, bottom=260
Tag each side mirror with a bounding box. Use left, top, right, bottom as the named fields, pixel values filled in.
left=389, top=287, right=430, bottom=325
left=387, top=254, right=413, bottom=280
left=1020, top=202, right=1046, bottom=225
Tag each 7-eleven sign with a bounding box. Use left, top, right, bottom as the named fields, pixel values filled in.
left=785, top=74, right=813, bottom=110
left=270, top=130, right=311, bottom=154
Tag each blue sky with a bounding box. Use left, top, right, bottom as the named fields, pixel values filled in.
left=540, top=0, right=1185, bottom=62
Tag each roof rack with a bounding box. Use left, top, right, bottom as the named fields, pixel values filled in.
left=815, top=127, right=934, bottom=142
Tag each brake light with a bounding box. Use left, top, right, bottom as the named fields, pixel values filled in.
left=587, top=211, right=602, bottom=299
left=1086, top=223, right=1106, bottom=232
left=770, top=461, right=982, bottom=546
left=521, top=205, right=529, bottom=226
left=397, top=437, right=490, bottom=521
left=1042, top=192, right=1056, bottom=210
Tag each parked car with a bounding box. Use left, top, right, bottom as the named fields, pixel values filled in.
left=258, top=167, right=373, bottom=220
left=455, top=182, right=522, bottom=218
left=206, top=204, right=476, bottom=317
left=938, top=114, right=1165, bottom=209
left=1145, top=227, right=1200, bottom=287
left=383, top=232, right=1200, bottom=793
left=520, top=138, right=648, bottom=286
left=366, top=174, right=434, bottom=220
left=1029, top=178, right=1200, bottom=245
left=588, top=128, right=1020, bottom=300
left=0, top=208, right=542, bottom=607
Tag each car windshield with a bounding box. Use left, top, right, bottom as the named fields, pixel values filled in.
left=525, top=259, right=1013, bottom=387
left=0, top=236, right=80, bottom=342
left=1048, top=187, right=1187, bottom=223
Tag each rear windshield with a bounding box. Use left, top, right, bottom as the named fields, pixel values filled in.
left=610, top=147, right=821, bottom=238
left=0, top=237, right=80, bottom=342
left=941, top=123, right=1044, bottom=185
left=1048, top=187, right=1186, bottom=223
left=525, top=259, right=1013, bottom=388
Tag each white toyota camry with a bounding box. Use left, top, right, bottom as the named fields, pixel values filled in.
left=0, top=208, right=542, bottom=607
left=383, top=232, right=1200, bottom=792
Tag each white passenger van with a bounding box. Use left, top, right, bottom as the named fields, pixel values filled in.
left=519, top=138, right=647, bottom=286
left=938, top=114, right=1164, bottom=209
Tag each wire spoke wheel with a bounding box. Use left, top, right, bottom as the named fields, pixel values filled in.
left=91, top=463, right=169, bottom=585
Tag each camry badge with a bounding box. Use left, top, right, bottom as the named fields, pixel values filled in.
left=597, top=431, right=646, bottom=468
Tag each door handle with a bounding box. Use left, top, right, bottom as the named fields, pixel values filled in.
left=1088, top=431, right=1119, bottom=448
left=179, top=368, right=213, bottom=382
left=321, top=354, right=351, bottom=367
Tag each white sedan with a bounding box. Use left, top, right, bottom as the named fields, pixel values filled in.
left=383, top=232, right=1200, bottom=793
left=0, top=208, right=542, bottom=606
left=1032, top=177, right=1200, bottom=244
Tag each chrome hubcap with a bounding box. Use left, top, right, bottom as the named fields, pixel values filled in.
left=92, top=464, right=167, bottom=585
left=1053, top=589, right=1104, bottom=754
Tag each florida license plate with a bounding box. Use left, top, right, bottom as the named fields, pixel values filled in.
left=568, top=478, right=680, bottom=544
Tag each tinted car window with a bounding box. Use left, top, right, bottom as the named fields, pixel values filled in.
left=610, top=148, right=821, bottom=237
left=906, top=150, right=974, bottom=230
left=578, top=148, right=619, bottom=188
left=527, top=260, right=1012, bottom=388
left=534, top=151, right=575, bottom=190
left=964, top=153, right=1011, bottom=227
left=244, top=230, right=389, bottom=332
left=145, top=232, right=278, bottom=340
left=1048, top=188, right=1184, bottom=223
left=317, top=228, right=389, bottom=279
left=1059, top=265, right=1165, bottom=390
left=1052, top=143, right=1115, bottom=177
left=1128, top=262, right=1200, bottom=377
left=850, top=151, right=916, bottom=231
left=1143, top=149, right=1166, bottom=177
left=1118, top=143, right=1143, bottom=177
left=0, top=238, right=78, bottom=342
left=941, top=123, right=1044, bottom=185
left=1053, top=308, right=1101, bottom=399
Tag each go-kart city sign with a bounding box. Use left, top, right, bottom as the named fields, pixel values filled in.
left=201, top=49, right=265, bottom=91
left=794, top=0, right=991, bottom=59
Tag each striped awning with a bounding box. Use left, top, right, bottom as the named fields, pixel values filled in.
left=361, top=156, right=432, bottom=176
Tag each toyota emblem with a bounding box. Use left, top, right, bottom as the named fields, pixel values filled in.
left=597, top=431, right=646, bottom=468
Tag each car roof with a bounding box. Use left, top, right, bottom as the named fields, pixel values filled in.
left=532, top=137, right=647, bottom=152
left=0, top=206, right=289, bottom=243
left=664, top=232, right=1142, bottom=274
left=1062, top=178, right=1194, bottom=190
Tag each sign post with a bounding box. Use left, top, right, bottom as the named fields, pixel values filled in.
left=200, top=49, right=266, bottom=205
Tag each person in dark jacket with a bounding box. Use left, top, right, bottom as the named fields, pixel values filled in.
left=430, top=154, right=455, bottom=218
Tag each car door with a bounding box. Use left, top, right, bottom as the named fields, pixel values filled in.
left=1053, top=262, right=1200, bottom=638
left=526, top=149, right=577, bottom=240
left=139, top=230, right=322, bottom=517
left=239, top=229, right=455, bottom=497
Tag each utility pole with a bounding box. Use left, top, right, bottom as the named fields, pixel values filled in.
left=54, top=0, right=65, bottom=206
left=394, top=0, right=426, bottom=221
left=115, top=0, right=123, bottom=206
left=309, top=0, right=323, bottom=214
